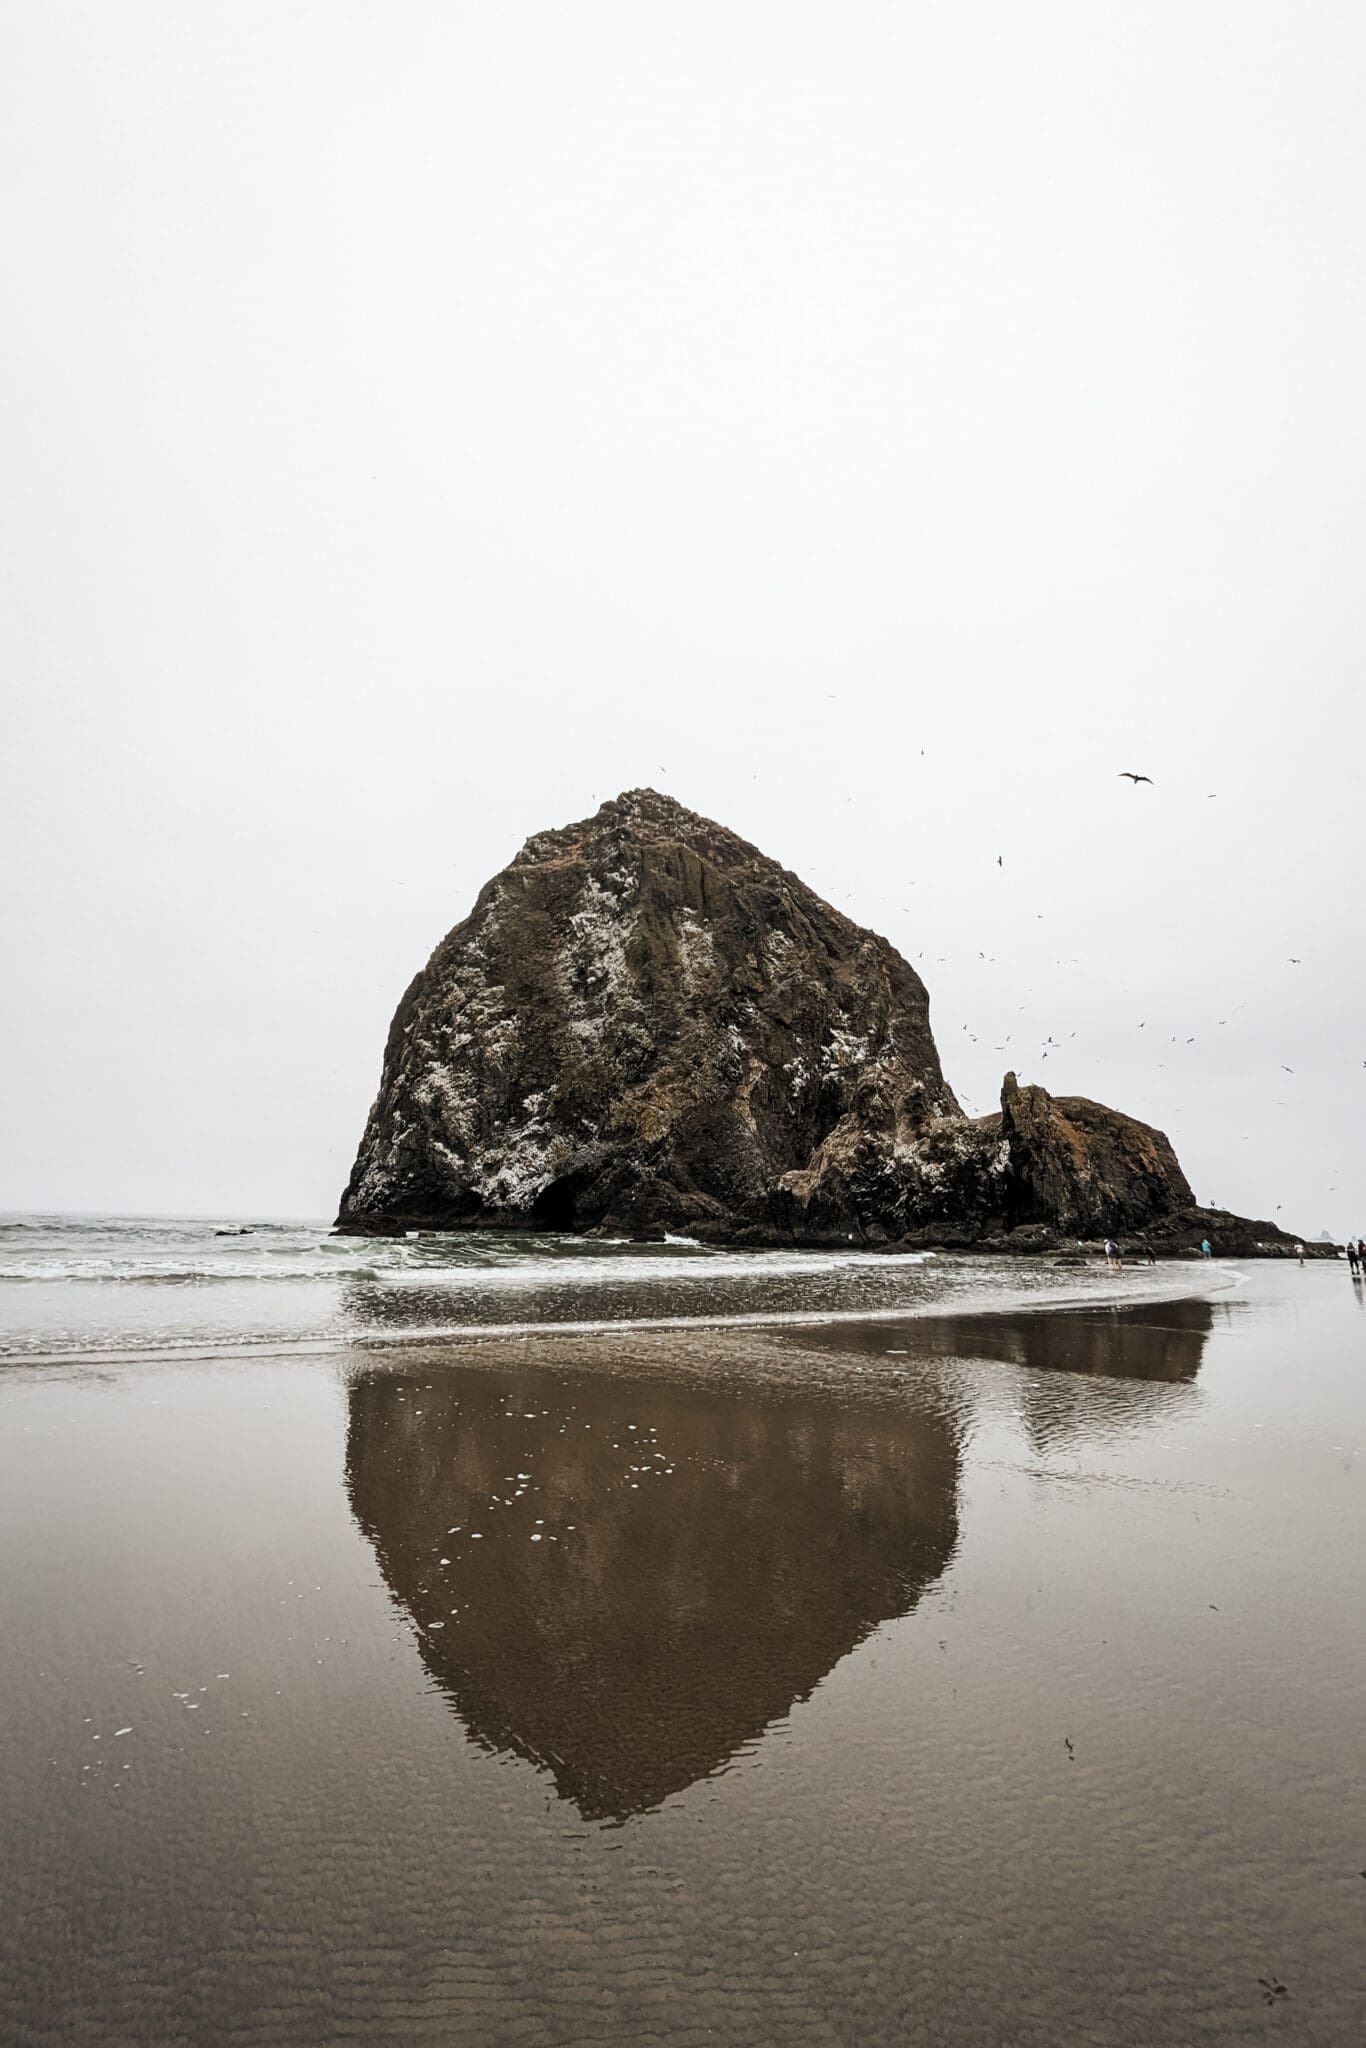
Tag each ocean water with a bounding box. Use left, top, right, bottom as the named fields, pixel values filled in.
left=2, top=1228, right=1363, bottom=2045
left=0, top=1212, right=1208, bottom=1361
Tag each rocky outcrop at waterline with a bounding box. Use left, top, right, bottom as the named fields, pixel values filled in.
left=338, top=789, right=1304, bottom=1254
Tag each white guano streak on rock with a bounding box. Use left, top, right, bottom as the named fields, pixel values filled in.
left=674, top=906, right=716, bottom=996
left=563, top=875, right=634, bottom=1045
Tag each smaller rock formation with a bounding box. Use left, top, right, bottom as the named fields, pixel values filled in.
left=998, top=1073, right=1195, bottom=1237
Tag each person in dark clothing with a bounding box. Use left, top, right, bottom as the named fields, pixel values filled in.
left=1348, top=1241, right=1360, bottom=1275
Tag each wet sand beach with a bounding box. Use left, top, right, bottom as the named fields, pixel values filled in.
left=2, top=1256, right=1364, bottom=2044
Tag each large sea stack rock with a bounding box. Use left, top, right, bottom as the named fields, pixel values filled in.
left=338, top=791, right=1294, bottom=1251
left=340, top=789, right=959, bottom=1238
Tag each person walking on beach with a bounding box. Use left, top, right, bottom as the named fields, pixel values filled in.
left=1294, top=1242, right=1305, bottom=1265
left=1200, top=1238, right=1212, bottom=1259
left=1103, top=1238, right=1118, bottom=1266
left=1348, top=1241, right=1360, bottom=1275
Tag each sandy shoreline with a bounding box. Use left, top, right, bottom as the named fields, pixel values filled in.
left=3, top=1261, right=1363, bottom=2045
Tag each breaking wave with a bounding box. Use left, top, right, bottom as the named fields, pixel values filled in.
left=0, top=1216, right=932, bottom=1288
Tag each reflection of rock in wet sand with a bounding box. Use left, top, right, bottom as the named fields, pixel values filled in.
left=937, top=1297, right=1215, bottom=1452
left=913, top=1296, right=1215, bottom=1382
left=346, top=1357, right=960, bottom=1821
left=790, top=1296, right=1215, bottom=1453
left=790, top=1295, right=1214, bottom=1383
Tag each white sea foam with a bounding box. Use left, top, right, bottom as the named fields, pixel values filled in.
left=0, top=1219, right=933, bottom=1289
left=0, top=1256, right=385, bottom=1283
left=373, top=1248, right=933, bottom=1290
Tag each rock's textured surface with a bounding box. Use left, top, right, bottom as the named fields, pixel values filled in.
left=338, top=790, right=1298, bottom=1252
left=339, top=789, right=959, bottom=1237
left=997, top=1074, right=1195, bottom=1237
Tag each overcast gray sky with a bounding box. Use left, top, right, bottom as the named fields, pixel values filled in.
left=3, top=2, right=1363, bottom=1234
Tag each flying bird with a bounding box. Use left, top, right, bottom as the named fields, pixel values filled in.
left=1119, top=772, right=1153, bottom=784
left=1281, top=1066, right=1294, bottom=1074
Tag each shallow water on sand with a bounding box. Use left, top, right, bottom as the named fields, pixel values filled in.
left=0, top=1212, right=1211, bottom=1359
left=2, top=1262, right=1363, bottom=2045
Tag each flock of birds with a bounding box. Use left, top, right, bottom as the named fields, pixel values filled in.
left=917, top=770, right=1270, bottom=1075
left=846, top=768, right=1331, bottom=1213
